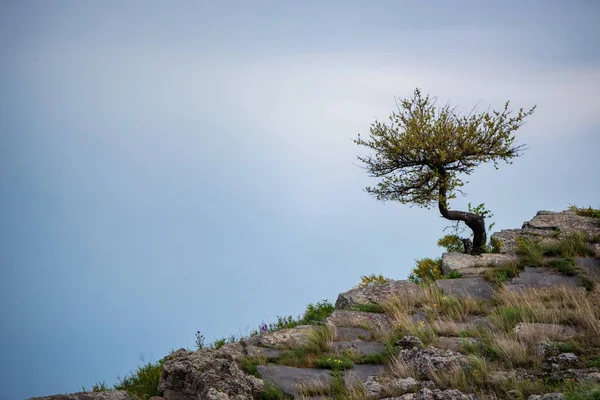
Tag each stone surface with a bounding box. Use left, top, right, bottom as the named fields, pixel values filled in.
left=344, top=364, right=384, bottom=383
left=504, top=267, right=581, bottom=291
left=158, top=346, right=263, bottom=400
left=491, top=210, right=600, bottom=255
left=432, top=337, right=481, bottom=353
left=331, top=340, right=387, bottom=356
left=528, top=394, right=565, bottom=400
left=333, top=326, right=374, bottom=341
left=243, top=325, right=314, bottom=350
left=256, top=365, right=332, bottom=396
left=396, top=335, right=424, bottom=349
left=435, top=277, right=495, bottom=301
left=546, top=353, right=579, bottom=371
left=441, top=252, right=518, bottom=275
left=28, top=392, right=132, bottom=400
left=335, top=280, right=423, bottom=309
left=397, top=347, right=468, bottom=379
left=325, top=309, right=393, bottom=331
left=382, top=388, right=477, bottom=399
left=576, top=257, right=600, bottom=279
left=513, top=323, right=578, bottom=341
left=245, top=344, right=281, bottom=359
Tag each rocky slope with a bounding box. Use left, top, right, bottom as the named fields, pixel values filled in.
left=31, top=209, right=600, bottom=400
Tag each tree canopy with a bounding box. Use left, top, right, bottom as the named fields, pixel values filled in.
left=355, top=88, right=536, bottom=254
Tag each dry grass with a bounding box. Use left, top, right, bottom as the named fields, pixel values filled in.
left=304, top=324, right=336, bottom=354
left=296, top=379, right=331, bottom=397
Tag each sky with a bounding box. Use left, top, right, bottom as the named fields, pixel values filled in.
left=1, top=1, right=599, bottom=399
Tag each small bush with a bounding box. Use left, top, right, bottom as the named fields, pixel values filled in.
left=314, top=356, right=355, bottom=370
left=484, top=264, right=521, bottom=285
left=516, top=237, right=544, bottom=267
left=445, top=270, right=464, bottom=279
left=570, top=205, right=600, bottom=219
left=438, top=234, right=465, bottom=253
left=114, top=359, right=164, bottom=399
left=299, top=300, right=335, bottom=325
left=545, top=258, right=578, bottom=276
left=409, top=257, right=443, bottom=283
left=355, top=274, right=391, bottom=288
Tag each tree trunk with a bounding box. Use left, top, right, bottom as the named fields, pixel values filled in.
left=437, top=174, right=487, bottom=255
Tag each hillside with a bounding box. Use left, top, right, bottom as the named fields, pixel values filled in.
left=31, top=207, right=600, bottom=400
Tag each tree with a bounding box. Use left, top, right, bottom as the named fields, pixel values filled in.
left=354, top=88, right=536, bottom=255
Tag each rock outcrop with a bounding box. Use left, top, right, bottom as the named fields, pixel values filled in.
left=33, top=209, right=600, bottom=400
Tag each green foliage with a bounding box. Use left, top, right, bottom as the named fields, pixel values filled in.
left=546, top=258, right=578, bottom=276
left=113, top=359, right=164, bottom=400
left=570, top=205, right=600, bottom=219
left=355, top=274, right=391, bottom=288
left=438, top=234, right=465, bottom=253
left=516, top=237, right=545, bottom=266
left=239, top=356, right=266, bottom=377
left=354, top=88, right=535, bottom=208
left=409, top=257, right=443, bottom=283
left=314, top=356, right=355, bottom=370
left=261, top=382, right=291, bottom=400
left=265, top=300, right=335, bottom=332
left=483, top=263, right=521, bottom=285
left=564, top=379, right=600, bottom=400
left=581, top=276, right=596, bottom=291
left=490, top=306, right=533, bottom=331
left=445, top=270, right=464, bottom=279
left=587, top=356, right=600, bottom=368
left=349, top=303, right=384, bottom=313
left=489, top=236, right=503, bottom=253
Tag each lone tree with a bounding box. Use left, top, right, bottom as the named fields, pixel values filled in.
left=355, top=89, right=536, bottom=255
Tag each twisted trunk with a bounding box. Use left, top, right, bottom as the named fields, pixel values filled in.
left=437, top=171, right=486, bottom=255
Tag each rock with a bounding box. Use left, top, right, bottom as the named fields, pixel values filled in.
left=513, top=323, right=577, bottom=341
left=364, top=375, right=384, bottom=398
left=441, top=253, right=518, bottom=276
left=244, top=345, right=281, bottom=359
left=504, top=267, right=582, bottom=291
left=492, top=210, right=600, bottom=255
left=158, top=345, right=263, bottom=400
left=28, top=392, right=132, bottom=400
left=432, top=337, right=482, bottom=353
left=335, top=280, right=423, bottom=309
left=325, top=309, right=393, bottom=331
left=386, top=388, right=477, bottom=399
left=397, top=347, right=468, bottom=379
left=576, top=257, right=600, bottom=279
left=528, top=394, right=565, bottom=400
left=534, top=341, right=560, bottom=360
left=243, top=325, right=314, bottom=349
left=394, top=377, right=420, bottom=392
left=257, top=365, right=331, bottom=396
left=396, top=335, right=424, bottom=349
left=546, top=353, right=579, bottom=371
left=334, top=326, right=374, bottom=341
left=344, top=364, right=384, bottom=383
left=435, top=277, right=495, bottom=301
left=205, top=388, right=230, bottom=400
left=331, top=341, right=387, bottom=356
left=149, top=397, right=166, bottom=400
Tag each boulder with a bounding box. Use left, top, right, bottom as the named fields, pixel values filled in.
left=335, top=280, right=423, bottom=309
left=158, top=346, right=263, bottom=400
left=382, top=388, right=477, bottom=399
left=333, top=326, right=374, bottom=341
left=441, top=253, right=518, bottom=276
left=397, top=347, right=469, bottom=379
left=491, top=210, right=600, bottom=255
left=325, top=310, right=393, bottom=331
left=528, top=394, right=565, bottom=400
left=331, top=340, right=387, bottom=356
left=435, top=277, right=495, bottom=301
left=256, top=365, right=332, bottom=396
left=28, top=392, right=131, bottom=400
left=504, top=267, right=582, bottom=291
left=545, top=353, right=579, bottom=371
left=242, top=325, right=314, bottom=349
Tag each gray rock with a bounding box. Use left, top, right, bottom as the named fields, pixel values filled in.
left=387, top=388, right=477, bottom=399
left=243, top=325, right=314, bottom=349
left=364, top=375, right=384, bottom=398
left=325, top=309, right=393, bottom=331
left=397, top=347, right=468, bottom=379
left=513, top=323, right=578, bottom=341
left=396, top=335, right=424, bottom=350
left=492, top=210, right=600, bottom=255
left=534, top=341, right=560, bottom=360
left=335, top=280, right=423, bottom=309
left=442, top=252, right=518, bottom=276
left=28, top=392, right=132, bottom=400
left=528, top=394, right=565, bottom=400
left=331, top=340, right=387, bottom=356
left=158, top=346, right=263, bottom=400
left=504, top=267, right=581, bottom=291
left=394, top=377, right=420, bottom=392
left=334, top=326, right=374, bottom=341
left=546, top=353, right=579, bottom=371
left=256, top=365, right=332, bottom=396
left=245, top=345, right=281, bottom=359
left=576, top=257, right=600, bottom=279
left=344, top=364, right=384, bottom=383
left=435, top=277, right=495, bottom=301
left=432, top=337, right=482, bottom=353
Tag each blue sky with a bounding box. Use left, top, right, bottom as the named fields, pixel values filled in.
left=1, top=1, right=599, bottom=399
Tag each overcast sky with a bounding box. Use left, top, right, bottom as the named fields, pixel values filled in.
left=1, top=1, right=599, bottom=399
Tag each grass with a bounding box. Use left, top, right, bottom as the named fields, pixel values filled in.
left=516, top=233, right=595, bottom=269
left=570, top=205, right=600, bottom=219
left=484, top=262, right=522, bottom=285
left=261, top=382, right=291, bottom=400
left=445, top=270, right=464, bottom=279
left=314, top=356, right=355, bottom=370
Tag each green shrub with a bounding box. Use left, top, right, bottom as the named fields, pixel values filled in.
left=299, top=300, right=335, bottom=325
left=564, top=379, right=600, bottom=400
left=314, top=356, right=354, bottom=370
left=438, top=234, right=465, bottom=253
left=114, top=359, right=164, bottom=400
left=355, top=274, right=391, bottom=288
left=516, top=237, right=544, bottom=266
left=545, top=258, right=578, bottom=276
left=445, top=270, right=464, bottom=279
left=484, top=264, right=521, bottom=285
left=570, top=205, right=600, bottom=219
left=409, top=257, right=443, bottom=283
left=587, top=356, right=600, bottom=368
